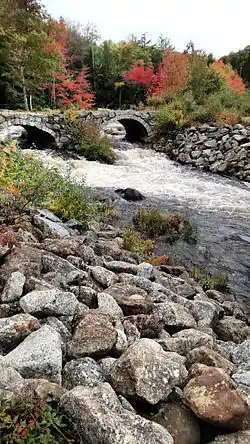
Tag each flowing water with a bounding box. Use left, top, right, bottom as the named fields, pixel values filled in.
left=15, top=141, right=250, bottom=311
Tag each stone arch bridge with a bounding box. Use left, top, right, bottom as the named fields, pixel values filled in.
left=0, top=109, right=157, bottom=148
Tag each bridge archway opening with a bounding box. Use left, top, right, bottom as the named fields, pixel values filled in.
left=1, top=124, right=58, bottom=149
left=21, top=125, right=57, bottom=149
left=117, top=118, right=148, bottom=143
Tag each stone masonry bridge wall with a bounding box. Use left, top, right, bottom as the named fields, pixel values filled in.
left=153, top=123, right=250, bottom=182
left=0, top=109, right=157, bottom=148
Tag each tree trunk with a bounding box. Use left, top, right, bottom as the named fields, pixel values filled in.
left=29, top=95, right=33, bottom=111
left=20, top=67, right=28, bottom=110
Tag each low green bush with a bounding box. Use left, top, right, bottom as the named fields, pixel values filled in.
left=66, top=121, right=116, bottom=164
left=156, top=105, right=186, bottom=131
left=122, top=227, right=155, bottom=258
left=190, top=267, right=229, bottom=292
left=134, top=208, right=167, bottom=237
left=133, top=208, right=196, bottom=245
left=0, top=143, right=94, bottom=228
left=0, top=398, right=77, bottom=443
left=96, top=203, right=120, bottom=223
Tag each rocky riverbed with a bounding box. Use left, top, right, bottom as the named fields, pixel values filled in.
left=21, top=142, right=250, bottom=314
left=0, top=209, right=250, bottom=443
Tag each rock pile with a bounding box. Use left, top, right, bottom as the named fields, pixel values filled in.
left=0, top=211, right=249, bottom=443
left=159, top=123, right=250, bottom=181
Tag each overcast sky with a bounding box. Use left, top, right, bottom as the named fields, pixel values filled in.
left=43, top=0, right=250, bottom=57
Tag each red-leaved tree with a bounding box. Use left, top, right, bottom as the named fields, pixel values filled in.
left=150, top=50, right=189, bottom=98
left=44, top=20, right=94, bottom=109
left=49, top=68, right=94, bottom=108
left=123, top=62, right=156, bottom=88
left=211, top=60, right=246, bottom=95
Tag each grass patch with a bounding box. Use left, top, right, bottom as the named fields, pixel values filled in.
left=0, top=141, right=94, bottom=228
left=122, top=227, right=155, bottom=258
left=66, top=120, right=116, bottom=164
left=190, top=267, right=229, bottom=292
left=0, top=398, right=78, bottom=443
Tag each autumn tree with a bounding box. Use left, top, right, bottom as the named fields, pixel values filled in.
left=150, top=50, right=189, bottom=99
left=0, top=0, right=63, bottom=110
left=188, top=53, right=223, bottom=103
left=211, top=60, right=246, bottom=95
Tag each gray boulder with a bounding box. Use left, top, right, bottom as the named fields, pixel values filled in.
left=104, top=260, right=138, bottom=275
left=215, top=317, right=249, bottom=343
left=91, top=266, right=119, bottom=288
left=60, top=383, right=173, bottom=444
left=137, top=262, right=154, bottom=279
left=207, top=431, right=250, bottom=443
left=5, top=325, right=62, bottom=383
left=186, top=300, right=221, bottom=328
left=20, top=289, right=78, bottom=317
left=1, top=271, right=26, bottom=303
left=154, top=302, right=196, bottom=332
left=98, top=292, right=123, bottom=318
left=0, top=314, right=40, bottom=352
left=109, top=338, right=188, bottom=405
left=63, top=357, right=105, bottom=390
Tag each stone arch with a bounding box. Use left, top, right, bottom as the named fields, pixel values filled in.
left=1, top=117, right=59, bottom=149
left=108, top=113, right=153, bottom=142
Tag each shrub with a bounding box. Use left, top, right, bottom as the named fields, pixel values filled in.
left=0, top=143, right=94, bottom=227
left=156, top=105, right=186, bottom=132
left=66, top=121, right=116, bottom=164
left=133, top=209, right=196, bottom=245
left=134, top=209, right=167, bottom=237
left=122, top=228, right=155, bottom=258
left=190, top=267, right=229, bottom=292
left=0, top=398, right=77, bottom=443
left=97, top=203, right=120, bottom=223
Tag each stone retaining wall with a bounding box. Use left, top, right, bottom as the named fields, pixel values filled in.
left=157, top=124, right=250, bottom=182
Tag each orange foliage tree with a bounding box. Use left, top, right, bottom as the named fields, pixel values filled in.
left=149, top=50, right=189, bottom=98
left=211, top=60, right=246, bottom=95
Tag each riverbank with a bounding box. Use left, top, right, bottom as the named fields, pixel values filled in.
left=22, top=143, right=250, bottom=313
left=0, top=207, right=250, bottom=443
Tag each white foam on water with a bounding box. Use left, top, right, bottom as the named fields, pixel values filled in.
left=23, top=145, right=250, bottom=218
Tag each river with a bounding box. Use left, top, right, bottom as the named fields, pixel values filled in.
left=21, top=141, right=250, bottom=313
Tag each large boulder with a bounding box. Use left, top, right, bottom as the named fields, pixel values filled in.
left=115, top=188, right=144, bottom=201
left=154, top=302, right=196, bottom=333
left=0, top=245, right=42, bottom=280
left=185, top=300, right=221, bottom=328
left=60, top=383, right=173, bottom=444
left=207, top=431, right=250, bottom=443
left=109, top=338, right=188, bottom=405
left=97, top=292, right=123, bottom=318
left=20, top=289, right=78, bottom=317
left=184, top=366, right=249, bottom=431
left=5, top=325, right=62, bottom=383
left=90, top=266, right=119, bottom=288
left=63, top=357, right=105, bottom=390
left=0, top=314, right=40, bottom=353
left=159, top=329, right=214, bottom=355
left=1, top=271, right=26, bottom=303
left=126, top=313, right=163, bottom=338
left=187, top=346, right=235, bottom=375
left=152, top=402, right=200, bottom=444
left=67, top=312, right=117, bottom=359
left=106, top=283, right=153, bottom=315
left=214, top=317, right=249, bottom=343
left=104, top=260, right=138, bottom=275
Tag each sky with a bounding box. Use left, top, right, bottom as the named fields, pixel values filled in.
left=43, top=0, right=250, bottom=58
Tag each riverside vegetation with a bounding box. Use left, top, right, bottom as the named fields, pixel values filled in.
left=0, top=139, right=249, bottom=443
